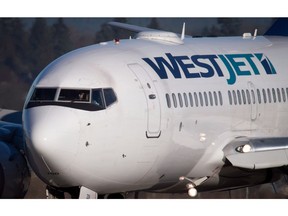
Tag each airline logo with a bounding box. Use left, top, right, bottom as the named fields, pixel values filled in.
left=142, top=53, right=276, bottom=85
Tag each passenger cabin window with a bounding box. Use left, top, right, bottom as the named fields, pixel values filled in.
left=189, top=93, right=193, bottom=107
left=262, top=89, right=267, bottom=104
left=237, top=90, right=242, bottom=105
left=251, top=90, right=256, bottom=104
left=282, top=88, right=286, bottom=102
left=183, top=93, right=188, bottom=107
left=281, top=88, right=286, bottom=102
left=246, top=89, right=251, bottom=104
left=204, top=92, right=208, bottom=106
left=178, top=93, right=183, bottom=108
left=30, top=88, right=57, bottom=101
left=267, top=88, right=271, bottom=103
left=272, top=88, right=276, bottom=103
left=241, top=90, right=246, bottom=105
left=277, top=88, right=281, bottom=102
left=257, top=89, right=261, bottom=104
left=228, top=91, right=232, bottom=105
left=199, top=92, right=203, bottom=107
left=232, top=90, right=237, bottom=105
left=213, top=91, right=218, bottom=106
left=166, top=94, right=171, bottom=108
left=218, top=91, right=223, bottom=106
left=172, top=93, right=177, bottom=108
left=208, top=92, right=213, bottom=106
left=194, top=92, right=198, bottom=107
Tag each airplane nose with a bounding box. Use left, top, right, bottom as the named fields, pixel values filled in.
left=23, top=107, right=80, bottom=186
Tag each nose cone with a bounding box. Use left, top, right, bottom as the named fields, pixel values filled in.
left=23, top=107, right=80, bottom=187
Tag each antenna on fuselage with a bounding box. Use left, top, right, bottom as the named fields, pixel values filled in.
left=253, top=29, right=258, bottom=39
left=181, top=22, right=186, bottom=40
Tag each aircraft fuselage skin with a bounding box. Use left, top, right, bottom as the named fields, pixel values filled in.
left=23, top=35, right=288, bottom=195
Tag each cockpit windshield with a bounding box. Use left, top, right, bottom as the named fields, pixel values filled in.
left=27, top=87, right=117, bottom=111
left=92, top=89, right=105, bottom=109
left=30, top=88, right=57, bottom=101
left=58, top=89, right=90, bottom=102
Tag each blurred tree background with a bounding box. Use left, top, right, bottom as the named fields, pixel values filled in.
left=0, top=18, right=274, bottom=110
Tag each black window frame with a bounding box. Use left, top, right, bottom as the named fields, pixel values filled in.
left=30, top=87, right=58, bottom=102
left=58, top=89, right=91, bottom=103
left=103, top=88, right=117, bottom=107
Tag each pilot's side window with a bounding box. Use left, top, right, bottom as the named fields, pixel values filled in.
left=103, top=88, right=117, bottom=107
left=92, top=89, right=105, bottom=108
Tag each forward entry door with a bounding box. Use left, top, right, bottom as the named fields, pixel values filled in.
left=128, top=63, right=161, bottom=138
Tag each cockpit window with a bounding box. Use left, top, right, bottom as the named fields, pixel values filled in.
left=92, top=89, right=105, bottom=108
left=92, top=88, right=117, bottom=108
left=58, top=89, right=90, bottom=102
left=26, top=87, right=117, bottom=111
left=103, top=88, right=117, bottom=107
left=30, top=88, right=57, bottom=101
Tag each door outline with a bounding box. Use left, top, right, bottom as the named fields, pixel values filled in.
left=128, top=63, right=161, bottom=138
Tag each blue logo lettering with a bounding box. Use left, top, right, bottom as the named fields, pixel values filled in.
left=142, top=53, right=277, bottom=85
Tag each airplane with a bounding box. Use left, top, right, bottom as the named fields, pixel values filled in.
left=1, top=18, right=288, bottom=199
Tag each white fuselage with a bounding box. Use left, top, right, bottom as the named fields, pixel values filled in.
left=23, top=35, right=288, bottom=194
